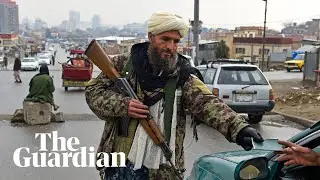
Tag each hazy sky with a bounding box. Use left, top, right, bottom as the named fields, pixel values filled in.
left=16, top=0, right=320, bottom=30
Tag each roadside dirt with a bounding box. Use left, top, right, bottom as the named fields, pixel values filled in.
left=270, top=79, right=320, bottom=121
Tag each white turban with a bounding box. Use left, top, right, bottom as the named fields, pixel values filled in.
left=148, top=11, right=188, bottom=38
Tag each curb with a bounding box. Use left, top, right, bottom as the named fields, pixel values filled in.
left=269, top=110, right=316, bottom=128
left=0, top=113, right=99, bottom=121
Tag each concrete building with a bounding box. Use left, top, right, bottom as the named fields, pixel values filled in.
left=0, top=0, right=19, bottom=34
left=91, top=14, right=101, bottom=30
left=234, top=26, right=266, bottom=38
left=233, top=37, right=293, bottom=62
left=306, top=19, right=320, bottom=39
left=0, top=33, right=18, bottom=47
left=69, top=11, right=80, bottom=31
left=281, top=22, right=307, bottom=35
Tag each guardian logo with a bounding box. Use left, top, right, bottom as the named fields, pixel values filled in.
left=13, top=131, right=126, bottom=168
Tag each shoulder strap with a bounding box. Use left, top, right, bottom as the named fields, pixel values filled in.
left=163, top=77, right=177, bottom=143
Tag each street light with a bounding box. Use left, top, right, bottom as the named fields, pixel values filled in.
left=261, top=0, right=268, bottom=71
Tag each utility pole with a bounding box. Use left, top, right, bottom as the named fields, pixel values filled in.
left=193, top=0, right=200, bottom=66
left=187, top=20, right=191, bottom=56
left=261, top=0, right=268, bottom=71
left=317, top=19, right=320, bottom=41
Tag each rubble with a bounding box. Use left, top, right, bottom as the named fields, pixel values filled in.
left=275, top=89, right=320, bottom=106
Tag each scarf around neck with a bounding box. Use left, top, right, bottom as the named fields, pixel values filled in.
left=131, top=42, right=179, bottom=106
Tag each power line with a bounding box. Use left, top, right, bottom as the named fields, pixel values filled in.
left=201, top=14, right=320, bottom=27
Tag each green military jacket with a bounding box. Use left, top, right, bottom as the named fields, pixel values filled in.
left=85, top=52, right=250, bottom=179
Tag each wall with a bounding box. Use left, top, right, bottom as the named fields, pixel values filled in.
left=233, top=43, right=291, bottom=59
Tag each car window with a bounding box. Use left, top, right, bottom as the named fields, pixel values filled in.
left=203, top=68, right=217, bottom=84
left=198, top=69, right=205, bottom=76
left=217, top=66, right=268, bottom=85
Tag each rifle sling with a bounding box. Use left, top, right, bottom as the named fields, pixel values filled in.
left=163, top=77, right=177, bottom=143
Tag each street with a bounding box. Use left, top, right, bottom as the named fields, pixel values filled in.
left=0, top=114, right=304, bottom=180
left=0, top=46, right=306, bottom=179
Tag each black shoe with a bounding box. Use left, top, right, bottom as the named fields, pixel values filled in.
left=18, top=80, right=22, bottom=83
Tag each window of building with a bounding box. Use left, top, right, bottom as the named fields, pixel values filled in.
left=283, top=49, right=288, bottom=52
left=259, top=48, right=270, bottom=55
left=236, top=48, right=246, bottom=54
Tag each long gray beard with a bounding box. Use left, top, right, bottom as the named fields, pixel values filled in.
left=147, top=44, right=178, bottom=74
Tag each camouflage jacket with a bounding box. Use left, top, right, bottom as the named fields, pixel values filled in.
left=85, top=50, right=250, bottom=177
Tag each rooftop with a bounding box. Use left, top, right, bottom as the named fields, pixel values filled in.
left=95, top=36, right=137, bottom=41
left=234, top=37, right=293, bottom=44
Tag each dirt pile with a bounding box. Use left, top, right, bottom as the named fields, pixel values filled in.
left=275, top=88, right=320, bottom=106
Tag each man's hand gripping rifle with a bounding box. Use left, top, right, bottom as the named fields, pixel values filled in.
left=85, top=40, right=183, bottom=180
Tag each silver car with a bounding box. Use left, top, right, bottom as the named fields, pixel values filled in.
left=196, top=60, right=275, bottom=123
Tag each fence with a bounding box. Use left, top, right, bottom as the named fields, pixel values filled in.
left=269, top=52, right=292, bottom=62
left=303, top=51, right=320, bottom=82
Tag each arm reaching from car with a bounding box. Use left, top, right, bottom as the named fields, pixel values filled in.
left=277, top=140, right=320, bottom=166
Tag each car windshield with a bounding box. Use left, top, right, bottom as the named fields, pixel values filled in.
left=294, top=54, right=304, bottom=60
left=22, top=58, right=36, bottom=62
left=39, top=56, right=48, bottom=59
left=218, top=66, right=269, bottom=85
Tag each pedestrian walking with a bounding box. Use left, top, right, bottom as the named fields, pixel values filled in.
left=13, top=55, right=22, bottom=83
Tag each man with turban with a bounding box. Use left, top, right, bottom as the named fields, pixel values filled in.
left=85, top=11, right=263, bottom=180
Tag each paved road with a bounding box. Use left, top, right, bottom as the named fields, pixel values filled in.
left=0, top=114, right=304, bottom=180
left=264, top=70, right=303, bottom=81
left=0, top=46, right=101, bottom=115
left=0, top=45, right=303, bottom=115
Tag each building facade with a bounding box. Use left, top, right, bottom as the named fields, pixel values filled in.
left=233, top=37, right=293, bottom=62
left=0, top=0, right=19, bottom=34
left=69, top=11, right=80, bottom=31
left=0, top=33, right=18, bottom=47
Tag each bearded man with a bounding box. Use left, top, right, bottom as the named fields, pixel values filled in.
left=85, top=11, right=264, bottom=180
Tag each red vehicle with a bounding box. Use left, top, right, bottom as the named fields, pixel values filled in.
left=61, top=49, right=93, bottom=91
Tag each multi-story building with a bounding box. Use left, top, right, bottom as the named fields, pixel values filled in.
left=281, top=22, right=307, bottom=35
left=91, top=14, right=101, bottom=30
left=234, top=26, right=266, bottom=38
left=233, top=37, right=293, bottom=62
left=69, top=11, right=80, bottom=31
left=306, top=19, right=320, bottom=39
left=0, top=33, right=18, bottom=47
left=0, top=0, right=19, bottom=34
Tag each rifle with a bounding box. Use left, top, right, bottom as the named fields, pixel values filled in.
left=85, top=39, right=183, bottom=180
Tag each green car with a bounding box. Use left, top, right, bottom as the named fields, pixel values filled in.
left=187, top=121, right=320, bottom=180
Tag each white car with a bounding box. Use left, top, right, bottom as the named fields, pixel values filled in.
left=196, top=60, right=275, bottom=124
left=38, top=55, right=51, bottom=65
left=21, top=57, right=39, bottom=71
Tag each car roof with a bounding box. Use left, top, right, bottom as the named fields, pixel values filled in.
left=196, top=63, right=258, bottom=69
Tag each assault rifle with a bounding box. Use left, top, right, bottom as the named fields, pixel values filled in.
left=85, top=39, right=183, bottom=180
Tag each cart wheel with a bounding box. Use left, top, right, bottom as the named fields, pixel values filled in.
left=64, top=87, right=68, bottom=91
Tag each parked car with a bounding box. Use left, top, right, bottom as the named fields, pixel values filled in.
left=21, top=57, right=39, bottom=71
left=38, top=55, right=51, bottom=65
left=284, top=53, right=305, bottom=72
left=187, top=121, right=320, bottom=180
left=196, top=60, right=275, bottom=123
